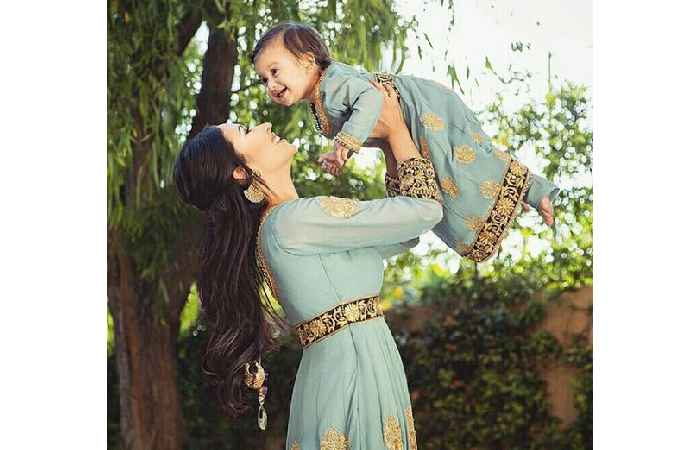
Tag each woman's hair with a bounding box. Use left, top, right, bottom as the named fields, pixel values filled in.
left=251, top=22, right=332, bottom=70
left=173, top=126, right=281, bottom=420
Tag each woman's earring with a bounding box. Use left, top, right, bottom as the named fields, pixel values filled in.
left=244, top=359, right=268, bottom=430
left=244, top=171, right=264, bottom=203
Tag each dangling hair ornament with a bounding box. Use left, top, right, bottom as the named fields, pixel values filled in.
left=244, top=170, right=265, bottom=204
left=244, top=358, right=268, bottom=430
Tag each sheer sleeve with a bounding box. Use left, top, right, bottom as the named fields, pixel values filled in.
left=272, top=157, right=442, bottom=256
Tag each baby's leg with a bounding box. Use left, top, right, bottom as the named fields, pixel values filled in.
left=525, top=174, right=559, bottom=226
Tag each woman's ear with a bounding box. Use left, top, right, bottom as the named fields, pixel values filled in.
left=231, top=166, right=248, bottom=184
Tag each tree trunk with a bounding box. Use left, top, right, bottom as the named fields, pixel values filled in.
left=108, top=18, right=236, bottom=450
left=188, top=27, right=238, bottom=139
left=109, top=240, right=185, bottom=450
left=108, top=6, right=205, bottom=449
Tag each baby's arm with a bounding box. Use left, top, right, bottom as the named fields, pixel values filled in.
left=327, top=75, right=385, bottom=156
left=319, top=76, right=392, bottom=175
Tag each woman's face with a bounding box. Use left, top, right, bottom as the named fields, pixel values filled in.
left=218, top=122, right=296, bottom=177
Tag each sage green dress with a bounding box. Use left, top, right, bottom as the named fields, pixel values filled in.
left=258, top=193, right=442, bottom=450
left=309, top=61, right=560, bottom=262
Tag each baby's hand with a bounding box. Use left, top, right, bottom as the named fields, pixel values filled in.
left=333, top=141, right=355, bottom=164
left=317, top=150, right=345, bottom=177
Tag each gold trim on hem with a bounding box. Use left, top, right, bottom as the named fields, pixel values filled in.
left=295, top=296, right=383, bottom=348
left=460, top=159, right=530, bottom=262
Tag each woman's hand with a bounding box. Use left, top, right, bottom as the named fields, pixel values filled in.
left=368, top=80, right=420, bottom=162
left=368, top=81, right=406, bottom=140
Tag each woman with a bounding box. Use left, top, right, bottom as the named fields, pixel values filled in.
left=174, top=82, right=442, bottom=450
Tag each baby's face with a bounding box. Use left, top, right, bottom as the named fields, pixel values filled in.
left=254, top=37, right=315, bottom=107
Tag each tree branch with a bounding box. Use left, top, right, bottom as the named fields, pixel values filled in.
left=188, top=25, right=238, bottom=139
left=176, top=8, right=203, bottom=56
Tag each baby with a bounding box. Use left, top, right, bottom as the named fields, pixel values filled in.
left=252, top=22, right=559, bottom=262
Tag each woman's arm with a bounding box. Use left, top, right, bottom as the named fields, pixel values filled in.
left=270, top=195, right=442, bottom=256
left=272, top=150, right=442, bottom=257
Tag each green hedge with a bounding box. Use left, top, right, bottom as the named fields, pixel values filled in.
left=391, top=269, right=592, bottom=450
left=108, top=273, right=592, bottom=450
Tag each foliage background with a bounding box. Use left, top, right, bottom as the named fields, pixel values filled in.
left=107, top=1, right=592, bottom=449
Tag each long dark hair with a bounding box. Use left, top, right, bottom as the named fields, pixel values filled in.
left=252, top=21, right=332, bottom=70
left=173, top=126, right=281, bottom=419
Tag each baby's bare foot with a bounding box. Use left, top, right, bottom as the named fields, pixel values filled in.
left=538, top=196, right=554, bottom=226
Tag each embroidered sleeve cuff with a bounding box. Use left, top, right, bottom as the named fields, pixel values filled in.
left=385, top=173, right=401, bottom=198
left=396, top=157, right=442, bottom=203
left=524, top=173, right=560, bottom=209
left=334, top=131, right=362, bottom=156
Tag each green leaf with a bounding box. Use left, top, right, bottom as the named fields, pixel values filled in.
left=484, top=55, right=494, bottom=72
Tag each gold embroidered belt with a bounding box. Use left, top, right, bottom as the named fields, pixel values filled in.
left=295, top=296, right=383, bottom=348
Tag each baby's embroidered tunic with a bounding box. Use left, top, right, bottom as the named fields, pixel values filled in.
left=258, top=158, right=440, bottom=450
left=309, top=61, right=560, bottom=261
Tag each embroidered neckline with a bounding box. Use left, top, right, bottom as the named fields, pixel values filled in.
left=309, top=66, right=332, bottom=136
left=256, top=202, right=288, bottom=299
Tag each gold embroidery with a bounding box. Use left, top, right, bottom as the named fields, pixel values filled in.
left=309, top=319, right=327, bottom=337
left=309, top=70, right=331, bottom=136
left=290, top=442, right=301, bottom=450
left=384, top=415, right=404, bottom=450
left=419, top=137, right=431, bottom=159
left=374, top=72, right=402, bottom=101
left=397, top=158, right=442, bottom=202
left=454, top=144, right=476, bottom=164
left=405, top=407, right=417, bottom=450
left=465, top=216, right=485, bottom=232
left=296, top=297, right=383, bottom=347
left=256, top=206, right=282, bottom=299
left=510, top=160, right=528, bottom=177
left=319, top=196, right=360, bottom=218
left=420, top=112, right=445, bottom=132
left=460, top=159, right=530, bottom=262
left=471, top=131, right=485, bottom=145
left=440, top=177, right=459, bottom=199
left=494, top=149, right=511, bottom=162
left=495, top=197, right=516, bottom=217
left=385, top=173, right=401, bottom=198
left=334, top=131, right=363, bottom=153
left=480, top=181, right=501, bottom=199
left=320, top=426, right=350, bottom=450
left=343, top=302, right=361, bottom=321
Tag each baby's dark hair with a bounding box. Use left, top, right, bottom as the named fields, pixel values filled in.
left=251, top=22, right=332, bottom=69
